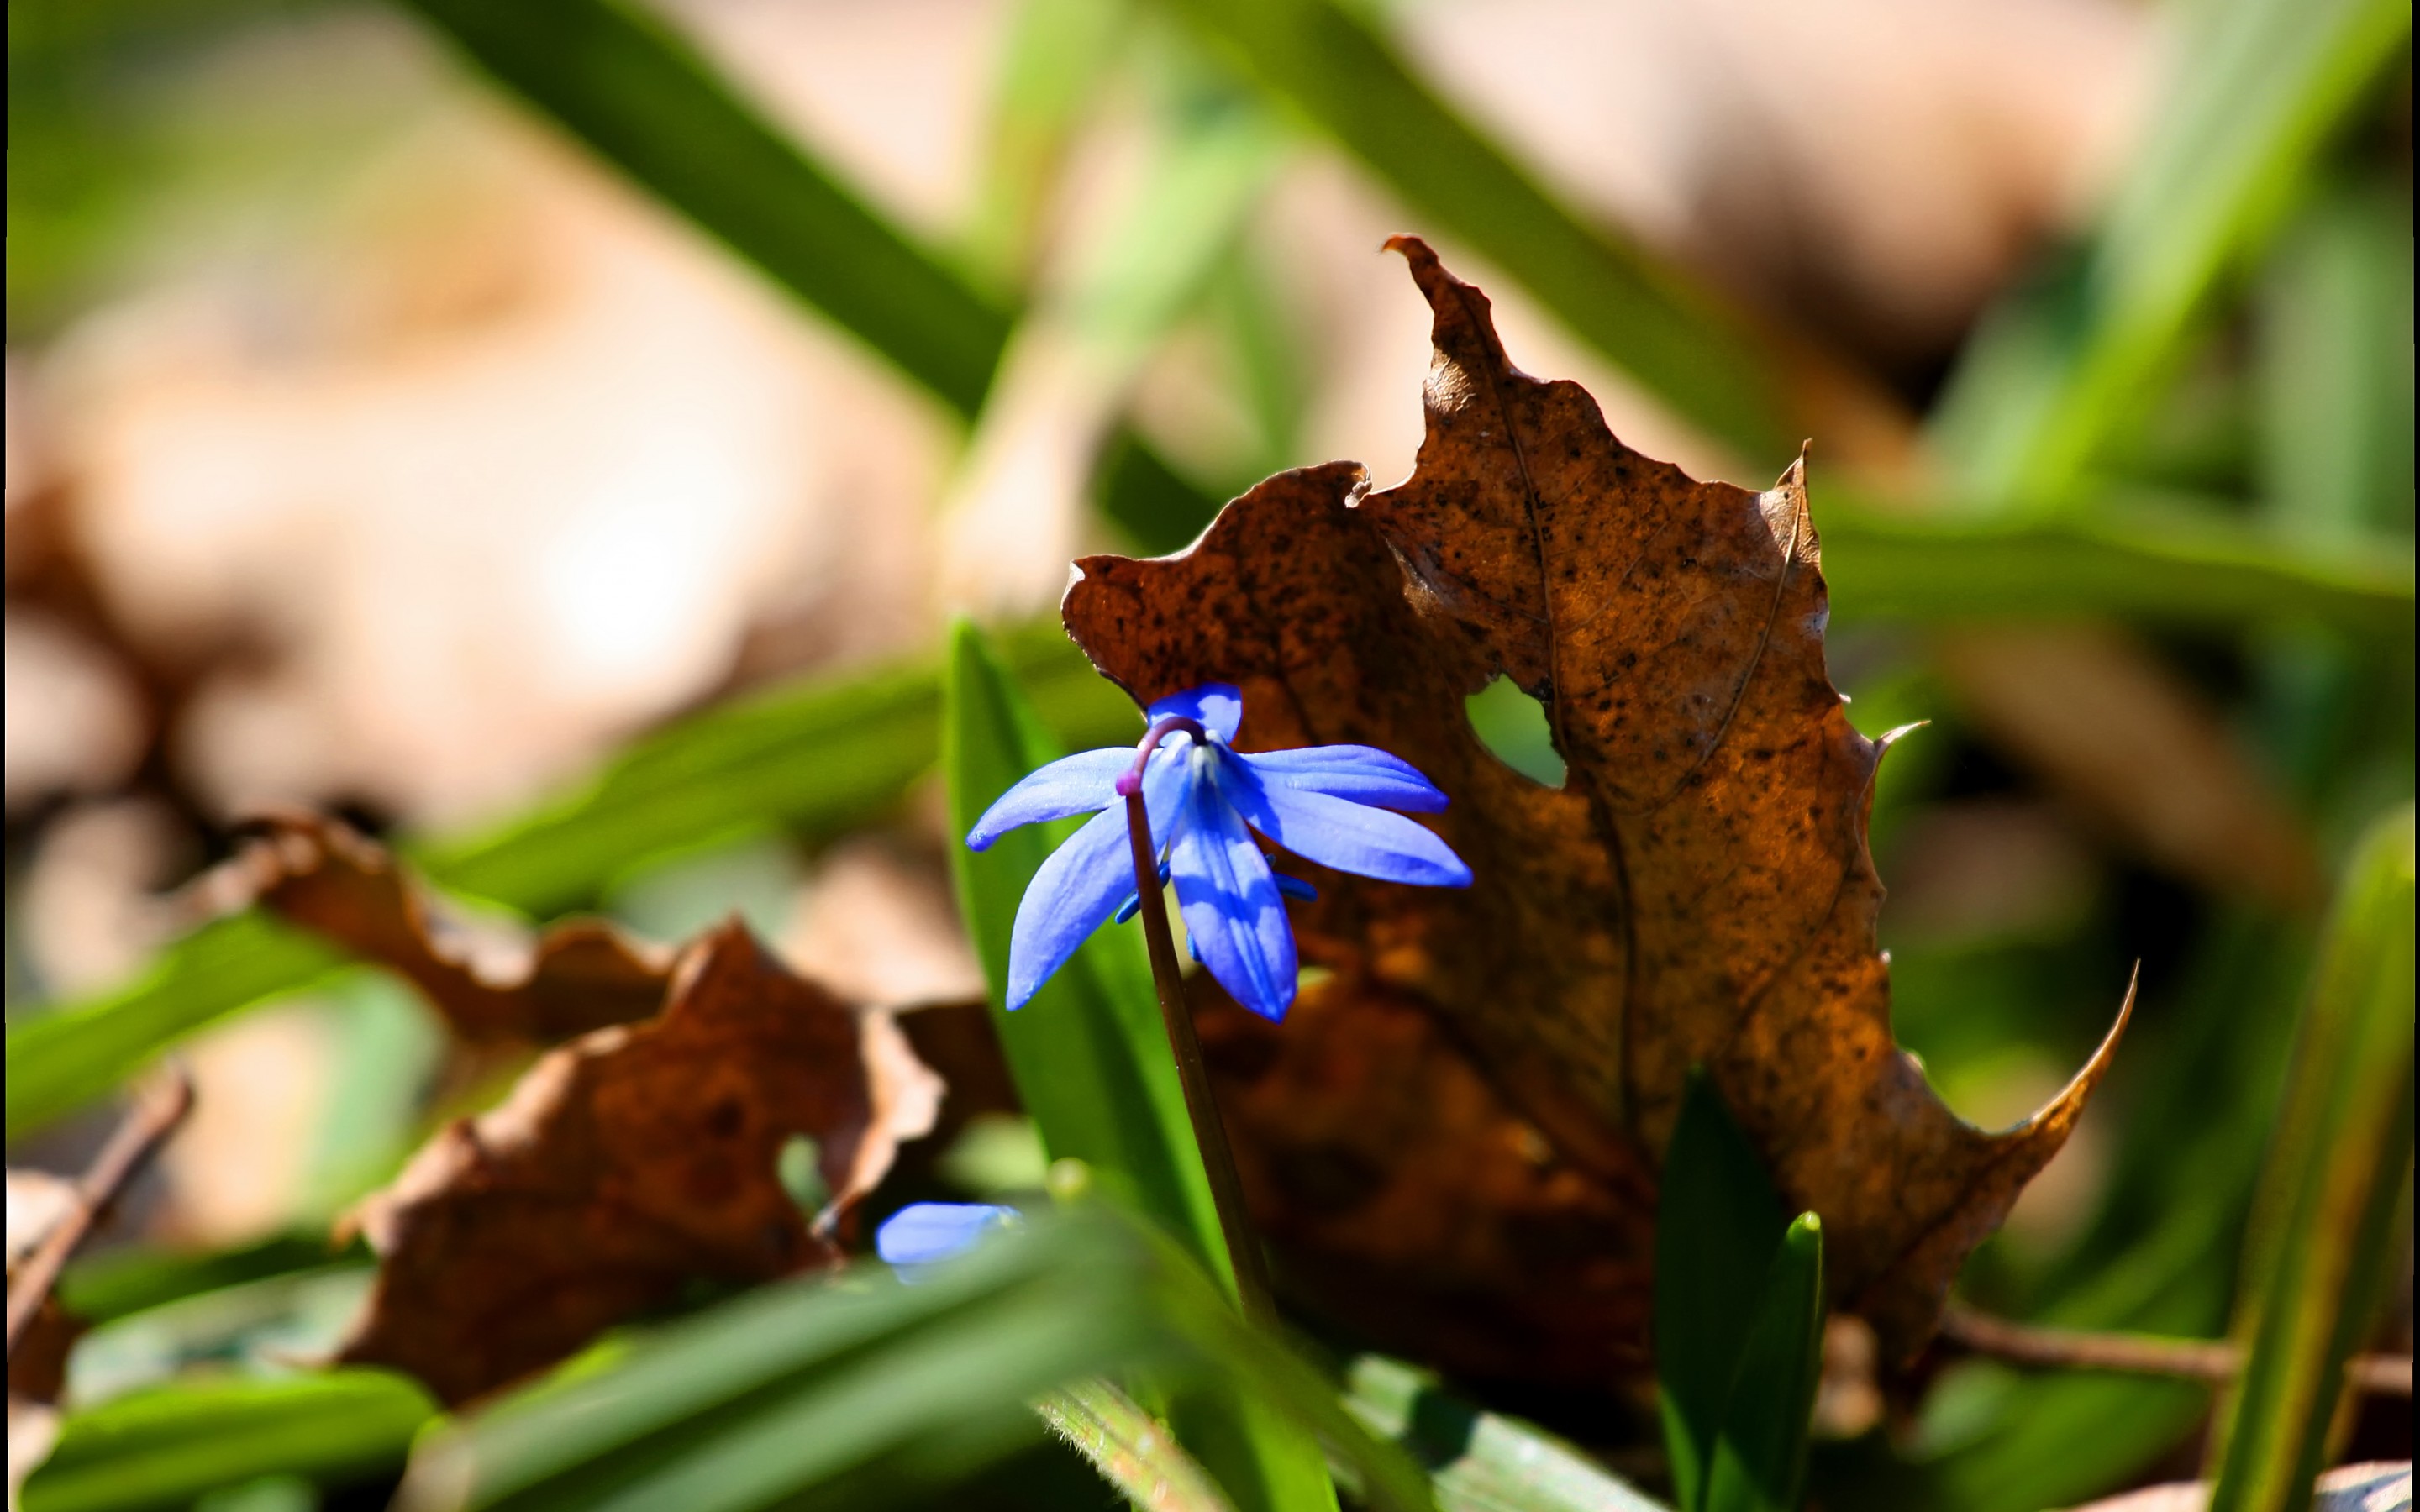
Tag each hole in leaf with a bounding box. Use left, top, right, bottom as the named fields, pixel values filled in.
left=1465, top=677, right=1565, bottom=788
left=777, top=1133, right=828, bottom=1215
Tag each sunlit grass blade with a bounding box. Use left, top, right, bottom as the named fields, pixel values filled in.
left=421, top=621, right=1129, bottom=913
left=402, top=0, right=1006, bottom=412
left=942, top=621, right=1221, bottom=1272
left=942, top=620, right=1341, bottom=1512
left=58, top=1232, right=363, bottom=1326
left=396, top=0, right=1223, bottom=523
left=20, top=1370, right=437, bottom=1512
left=5, top=626, right=1132, bottom=1144
left=4, top=913, right=347, bottom=1144
left=957, top=57, right=1290, bottom=556
left=1815, top=493, right=2415, bottom=636
left=1655, top=1069, right=1789, bottom=1512
left=1147, top=0, right=1795, bottom=466
left=1703, top=1215, right=1825, bottom=1512
left=2205, top=804, right=2416, bottom=1512
left=2255, top=186, right=2415, bottom=544
left=393, top=1205, right=1423, bottom=1512
left=1930, top=0, right=2410, bottom=509
left=1342, top=1356, right=1667, bottom=1512
left=961, top=0, right=1133, bottom=291
left=1037, top=1378, right=1236, bottom=1512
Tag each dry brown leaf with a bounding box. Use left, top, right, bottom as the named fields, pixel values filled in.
left=1061, top=237, right=2127, bottom=1360
left=1194, top=976, right=1655, bottom=1383
left=337, top=920, right=941, bottom=1404
left=218, top=811, right=671, bottom=1042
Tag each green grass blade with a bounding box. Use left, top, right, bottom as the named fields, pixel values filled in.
left=399, top=0, right=1007, bottom=412
left=1931, top=0, right=2410, bottom=509
left=420, top=621, right=1131, bottom=913
left=2256, top=187, right=2416, bottom=544
left=962, top=0, right=1134, bottom=290
left=941, top=621, right=1223, bottom=1271
left=409, top=1214, right=1165, bottom=1512
left=1655, top=1069, right=1790, bottom=1512
left=1150, top=0, right=1791, bottom=466
left=396, top=0, right=1223, bottom=517
left=5, top=627, right=1133, bottom=1144
left=1703, top=1215, right=1825, bottom=1512
left=1343, top=1356, right=1666, bottom=1512
left=4, top=913, right=348, bottom=1143
left=402, top=1206, right=1402, bottom=1512
left=58, top=1233, right=363, bottom=1326
left=1814, top=493, right=2415, bottom=635
left=1037, top=1378, right=1237, bottom=1512
left=2205, top=805, right=2416, bottom=1512
left=942, top=620, right=1340, bottom=1512
left=21, top=1370, right=437, bottom=1512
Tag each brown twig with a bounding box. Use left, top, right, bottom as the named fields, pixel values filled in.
left=4, top=1068, right=195, bottom=1362
left=1940, top=1302, right=2412, bottom=1398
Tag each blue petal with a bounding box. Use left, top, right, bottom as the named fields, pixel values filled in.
left=966, top=748, right=1128, bottom=850
left=1215, top=753, right=1471, bottom=887
left=1002, top=758, right=1187, bottom=1008
left=876, top=1203, right=1016, bottom=1268
left=1004, top=806, right=1134, bottom=1010
left=1170, top=770, right=1297, bottom=1021
left=1238, top=745, right=1449, bottom=812
left=1148, top=683, right=1243, bottom=744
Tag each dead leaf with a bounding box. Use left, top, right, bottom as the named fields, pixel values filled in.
left=1195, top=976, right=1655, bottom=1384
left=337, top=920, right=941, bottom=1404
left=214, top=811, right=671, bottom=1042
left=1061, top=237, right=2127, bottom=1360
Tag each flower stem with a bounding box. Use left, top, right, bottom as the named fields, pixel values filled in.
left=1121, top=787, right=1278, bottom=1329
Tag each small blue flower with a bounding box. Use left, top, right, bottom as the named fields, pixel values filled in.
left=967, top=683, right=1470, bottom=1022
left=876, top=1202, right=1018, bottom=1271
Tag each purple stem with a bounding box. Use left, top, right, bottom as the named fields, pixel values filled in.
left=1115, top=714, right=1207, bottom=797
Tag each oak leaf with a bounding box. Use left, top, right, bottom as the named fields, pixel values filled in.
left=336, top=921, right=940, bottom=1403
left=1063, top=238, right=2127, bottom=1360
left=221, top=811, right=669, bottom=1042
left=207, top=815, right=942, bottom=1404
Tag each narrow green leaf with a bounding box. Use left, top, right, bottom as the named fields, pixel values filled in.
left=1343, top=1355, right=1667, bottom=1512
left=962, top=0, right=1134, bottom=290
left=58, top=1234, right=360, bottom=1326
left=422, top=620, right=1130, bottom=914
left=2255, top=186, right=2416, bottom=544
left=398, top=1206, right=1419, bottom=1512
left=401, top=0, right=1006, bottom=412
left=1703, top=1215, right=1825, bottom=1512
left=1655, top=1069, right=1789, bottom=1512
left=2206, top=805, right=2416, bottom=1512
left=4, top=913, right=348, bottom=1143
left=1815, top=493, right=2415, bottom=637
left=6, top=624, right=1133, bottom=1144
left=941, top=620, right=1340, bottom=1512
left=393, top=0, right=1223, bottom=526
left=1931, top=0, right=2410, bottom=509
left=22, top=1370, right=437, bottom=1512
left=1038, top=1378, right=1236, bottom=1512
left=942, top=621, right=1222, bottom=1271
left=991, top=61, right=1289, bottom=554
left=1149, top=0, right=1791, bottom=466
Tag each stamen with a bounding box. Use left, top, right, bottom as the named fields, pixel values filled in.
left=1114, top=714, right=1209, bottom=796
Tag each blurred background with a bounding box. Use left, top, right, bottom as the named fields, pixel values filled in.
left=6, top=0, right=2412, bottom=1504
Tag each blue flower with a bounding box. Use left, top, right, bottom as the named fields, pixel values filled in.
left=876, top=1202, right=1018, bottom=1271
left=966, top=683, right=1470, bottom=1022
